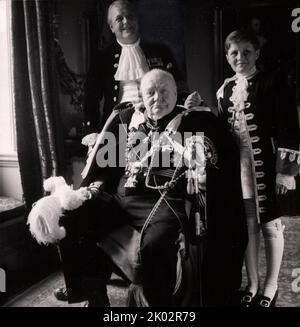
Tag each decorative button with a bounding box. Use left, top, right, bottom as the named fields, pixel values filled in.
left=113, top=97, right=117, bottom=102
left=114, top=63, right=118, bottom=68
left=253, top=148, right=262, bottom=155
left=251, top=136, right=260, bottom=143
left=254, top=160, right=263, bottom=167
left=258, top=195, right=267, bottom=201
left=257, top=183, right=266, bottom=190
left=245, top=113, right=254, bottom=120
left=259, top=207, right=266, bottom=213
left=256, top=172, right=265, bottom=178
left=248, top=124, right=257, bottom=131
left=114, top=53, right=120, bottom=58
left=114, top=85, right=118, bottom=90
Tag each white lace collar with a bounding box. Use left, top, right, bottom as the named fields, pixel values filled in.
left=114, top=38, right=149, bottom=81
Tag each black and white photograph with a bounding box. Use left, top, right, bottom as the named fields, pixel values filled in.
left=0, top=0, right=299, bottom=314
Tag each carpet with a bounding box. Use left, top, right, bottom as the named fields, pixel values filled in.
left=3, top=216, right=300, bottom=307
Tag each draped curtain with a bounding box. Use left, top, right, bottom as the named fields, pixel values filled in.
left=10, top=0, right=65, bottom=211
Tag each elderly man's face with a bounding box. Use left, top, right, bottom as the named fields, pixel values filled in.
left=141, top=74, right=177, bottom=121
left=109, top=5, right=139, bottom=44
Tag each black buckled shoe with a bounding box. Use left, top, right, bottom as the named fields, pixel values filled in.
left=54, top=287, right=68, bottom=302
left=257, top=290, right=278, bottom=308
left=239, top=287, right=260, bottom=307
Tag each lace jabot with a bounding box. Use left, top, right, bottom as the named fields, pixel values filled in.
left=114, top=38, right=149, bottom=81
left=231, top=67, right=257, bottom=111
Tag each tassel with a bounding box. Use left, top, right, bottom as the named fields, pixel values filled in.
left=187, top=178, right=194, bottom=195
left=126, top=283, right=149, bottom=307
left=126, top=262, right=149, bottom=307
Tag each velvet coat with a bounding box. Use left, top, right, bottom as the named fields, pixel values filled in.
left=218, top=70, right=300, bottom=224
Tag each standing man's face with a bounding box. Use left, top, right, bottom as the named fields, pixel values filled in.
left=109, top=5, right=139, bottom=44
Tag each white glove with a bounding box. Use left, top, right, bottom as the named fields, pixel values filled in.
left=276, top=173, right=296, bottom=195
left=81, top=133, right=99, bottom=147
left=81, top=133, right=99, bottom=155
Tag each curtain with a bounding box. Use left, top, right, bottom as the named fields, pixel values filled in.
left=10, top=0, right=65, bottom=211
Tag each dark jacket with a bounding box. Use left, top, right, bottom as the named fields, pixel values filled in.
left=83, top=40, right=185, bottom=132
left=218, top=70, right=300, bottom=223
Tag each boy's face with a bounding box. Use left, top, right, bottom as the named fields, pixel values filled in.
left=226, top=41, right=259, bottom=76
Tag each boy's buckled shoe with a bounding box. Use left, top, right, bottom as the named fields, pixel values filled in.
left=257, top=290, right=278, bottom=308
left=239, top=287, right=260, bottom=307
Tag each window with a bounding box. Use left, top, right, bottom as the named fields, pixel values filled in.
left=0, top=0, right=15, bottom=156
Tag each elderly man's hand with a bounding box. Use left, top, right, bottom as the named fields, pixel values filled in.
left=184, top=91, right=203, bottom=109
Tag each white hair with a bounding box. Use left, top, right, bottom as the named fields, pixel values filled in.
left=140, top=69, right=177, bottom=93
left=107, top=0, right=136, bottom=25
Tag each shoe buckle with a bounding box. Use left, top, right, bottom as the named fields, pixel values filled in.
left=260, top=299, right=270, bottom=307
left=241, top=295, right=252, bottom=304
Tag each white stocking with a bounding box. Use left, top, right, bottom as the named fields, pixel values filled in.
left=261, top=218, right=284, bottom=300
left=244, top=199, right=260, bottom=295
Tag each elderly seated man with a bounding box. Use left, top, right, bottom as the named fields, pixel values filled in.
left=59, top=69, right=248, bottom=307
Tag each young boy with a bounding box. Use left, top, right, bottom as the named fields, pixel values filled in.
left=216, top=30, right=300, bottom=307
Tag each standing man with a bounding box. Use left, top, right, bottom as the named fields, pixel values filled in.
left=83, top=0, right=185, bottom=133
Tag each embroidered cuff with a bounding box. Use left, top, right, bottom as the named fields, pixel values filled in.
left=276, top=148, right=300, bottom=175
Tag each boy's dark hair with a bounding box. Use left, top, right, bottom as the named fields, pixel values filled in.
left=224, top=29, right=260, bottom=54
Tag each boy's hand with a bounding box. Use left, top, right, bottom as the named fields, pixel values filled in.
left=184, top=91, right=203, bottom=109
left=275, top=173, right=296, bottom=194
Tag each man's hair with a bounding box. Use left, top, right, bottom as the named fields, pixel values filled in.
left=107, top=0, right=136, bottom=25
left=140, top=69, right=177, bottom=93
left=224, top=29, right=260, bottom=53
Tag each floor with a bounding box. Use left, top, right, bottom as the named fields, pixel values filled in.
left=3, top=216, right=300, bottom=307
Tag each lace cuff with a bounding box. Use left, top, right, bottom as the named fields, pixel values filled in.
left=276, top=148, right=300, bottom=175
